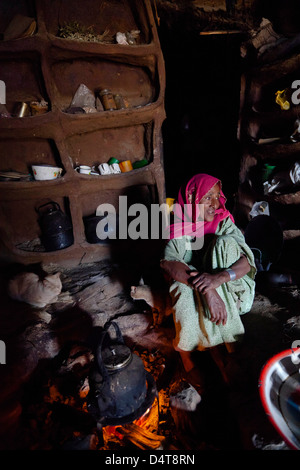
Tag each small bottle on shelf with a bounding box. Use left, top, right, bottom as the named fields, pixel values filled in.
left=98, top=89, right=117, bottom=111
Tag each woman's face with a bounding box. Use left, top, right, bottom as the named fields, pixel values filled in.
left=198, top=182, right=221, bottom=222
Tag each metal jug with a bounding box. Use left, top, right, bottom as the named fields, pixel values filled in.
left=88, top=321, right=156, bottom=426
left=37, top=201, right=74, bottom=251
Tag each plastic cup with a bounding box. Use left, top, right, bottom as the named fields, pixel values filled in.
left=119, top=160, right=133, bottom=172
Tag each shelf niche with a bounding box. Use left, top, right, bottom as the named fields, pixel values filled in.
left=0, top=53, right=49, bottom=115
left=0, top=196, right=73, bottom=252
left=81, top=183, right=157, bottom=245
left=42, top=0, right=150, bottom=44
left=67, top=121, right=153, bottom=171
left=50, top=56, right=157, bottom=112
left=0, top=137, right=63, bottom=176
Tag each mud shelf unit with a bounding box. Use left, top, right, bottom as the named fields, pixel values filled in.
left=0, top=0, right=166, bottom=266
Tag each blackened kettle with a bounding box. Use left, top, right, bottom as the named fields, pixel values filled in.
left=37, top=201, right=74, bottom=251
left=88, top=321, right=154, bottom=426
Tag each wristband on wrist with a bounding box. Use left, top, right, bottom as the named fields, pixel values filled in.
left=225, top=268, right=236, bottom=281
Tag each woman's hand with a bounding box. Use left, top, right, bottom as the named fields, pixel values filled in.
left=204, top=289, right=227, bottom=325
left=189, top=271, right=225, bottom=294
left=189, top=255, right=251, bottom=294
left=160, top=259, right=191, bottom=285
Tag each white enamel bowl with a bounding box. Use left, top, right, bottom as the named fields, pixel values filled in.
left=259, top=347, right=300, bottom=450
left=32, top=164, right=62, bottom=180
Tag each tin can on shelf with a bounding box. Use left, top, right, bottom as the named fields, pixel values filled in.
left=114, top=94, right=126, bottom=110
left=99, top=89, right=117, bottom=111
left=16, top=102, right=30, bottom=117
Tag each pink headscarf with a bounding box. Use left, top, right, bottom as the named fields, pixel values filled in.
left=168, top=174, right=234, bottom=240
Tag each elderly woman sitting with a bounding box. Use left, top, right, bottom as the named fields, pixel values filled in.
left=160, top=174, right=256, bottom=391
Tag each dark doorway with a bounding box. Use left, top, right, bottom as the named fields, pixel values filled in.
left=159, top=21, right=244, bottom=209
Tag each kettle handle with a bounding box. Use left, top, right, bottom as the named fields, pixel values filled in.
left=104, top=320, right=124, bottom=343
left=96, top=321, right=125, bottom=376
left=36, top=201, right=61, bottom=214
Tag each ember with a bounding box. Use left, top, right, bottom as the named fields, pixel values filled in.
left=102, top=397, right=164, bottom=450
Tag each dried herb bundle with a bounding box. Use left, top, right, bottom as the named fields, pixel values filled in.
left=58, top=22, right=114, bottom=43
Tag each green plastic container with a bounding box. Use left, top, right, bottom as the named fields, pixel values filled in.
left=132, top=159, right=148, bottom=169
left=107, top=157, right=119, bottom=165
left=262, top=163, right=276, bottom=182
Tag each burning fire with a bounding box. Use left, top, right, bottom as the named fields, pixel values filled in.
left=102, top=397, right=165, bottom=449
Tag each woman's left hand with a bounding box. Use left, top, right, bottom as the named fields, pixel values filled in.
left=189, top=271, right=223, bottom=294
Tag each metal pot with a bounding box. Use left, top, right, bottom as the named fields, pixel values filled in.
left=37, top=201, right=74, bottom=251
left=84, top=214, right=118, bottom=244
left=88, top=321, right=156, bottom=426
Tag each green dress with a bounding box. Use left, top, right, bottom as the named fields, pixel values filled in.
left=163, top=217, right=256, bottom=352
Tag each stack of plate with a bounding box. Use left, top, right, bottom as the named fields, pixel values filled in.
left=0, top=171, right=31, bottom=181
